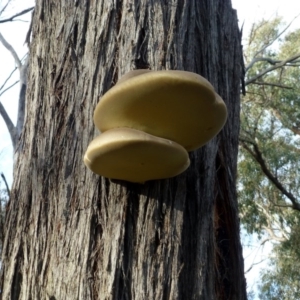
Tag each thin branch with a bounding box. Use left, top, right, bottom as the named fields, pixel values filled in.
left=262, top=226, right=287, bottom=242
left=250, top=81, right=293, bottom=89
left=0, top=173, right=10, bottom=198
left=0, top=101, right=17, bottom=149
left=8, top=18, right=29, bottom=23
left=285, top=62, right=300, bottom=66
left=0, top=32, right=22, bottom=68
left=268, top=199, right=295, bottom=209
left=260, top=238, right=272, bottom=246
left=0, top=66, right=17, bottom=92
left=252, top=14, right=300, bottom=59
left=245, top=53, right=300, bottom=85
left=239, top=138, right=300, bottom=211
left=245, top=258, right=267, bottom=274
left=0, top=6, right=34, bottom=23
left=243, top=237, right=271, bottom=275
left=0, top=0, right=11, bottom=15
left=0, top=31, right=28, bottom=153
left=246, top=58, right=299, bottom=74
left=0, top=80, right=19, bottom=97
left=246, top=57, right=281, bottom=73
left=256, top=201, right=290, bottom=240
left=247, top=20, right=268, bottom=48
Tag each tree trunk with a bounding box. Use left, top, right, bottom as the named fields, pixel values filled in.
left=1, top=1, right=246, bottom=299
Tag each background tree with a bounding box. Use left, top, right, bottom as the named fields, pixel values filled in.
left=239, top=17, right=300, bottom=298
left=1, top=1, right=246, bottom=299
left=0, top=4, right=34, bottom=151
left=0, top=0, right=34, bottom=269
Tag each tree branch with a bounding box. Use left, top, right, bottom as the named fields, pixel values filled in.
left=0, top=32, right=22, bottom=68
left=250, top=81, right=293, bottom=89
left=268, top=199, right=295, bottom=209
left=0, top=66, right=17, bottom=92
left=262, top=226, right=287, bottom=242
left=245, top=258, right=267, bottom=274
left=0, top=40, right=29, bottom=144
left=245, top=53, right=300, bottom=85
left=0, top=0, right=11, bottom=16
left=245, top=57, right=281, bottom=73
left=0, top=101, right=18, bottom=149
left=256, top=201, right=290, bottom=240
left=0, top=80, right=19, bottom=97
left=0, top=6, right=34, bottom=23
left=0, top=173, right=10, bottom=198
left=252, top=14, right=300, bottom=59
left=240, top=138, right=300, bottom=211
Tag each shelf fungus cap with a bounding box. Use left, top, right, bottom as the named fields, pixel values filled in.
left=94, top=70, right=227, bottom=151
left=84, top=128, right=190, bottom=183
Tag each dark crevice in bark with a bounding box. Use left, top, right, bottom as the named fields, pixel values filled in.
left=117, top=187, right=140, bottom=300
left=73, top=22, right=78, bottom=48
left=135, top=28, right=149, bottom=69
left=79, top=1, right=89, bottom=55
left=11, top=246, right=23, bottom=299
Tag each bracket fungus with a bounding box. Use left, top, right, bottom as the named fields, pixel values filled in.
left=84, top=70, right=227, bottom=182
left=94, top=70, right=227, bottom=151
left=84, top=128, right=190, bottom=183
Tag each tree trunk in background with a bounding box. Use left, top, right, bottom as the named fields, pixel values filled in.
left=1, top=1, right=246, bottom=299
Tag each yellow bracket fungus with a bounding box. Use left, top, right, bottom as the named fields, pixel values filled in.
left=84, top=70, right=227, bottom=182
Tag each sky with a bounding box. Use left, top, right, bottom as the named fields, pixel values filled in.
left=0, top=0, right=300, bottom=298
left=232, top=0, right=300, bottom=32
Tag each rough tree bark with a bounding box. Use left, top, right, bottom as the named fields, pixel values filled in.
left=1, top=1, right=246, bottom=299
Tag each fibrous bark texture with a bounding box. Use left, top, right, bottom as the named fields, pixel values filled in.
left=1, top=1, right=246, bottom=299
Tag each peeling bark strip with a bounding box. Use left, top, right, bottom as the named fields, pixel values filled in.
left=1, top=1, right=246, bottom=299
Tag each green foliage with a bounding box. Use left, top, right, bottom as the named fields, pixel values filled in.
left=239, top=16, right=300, bottom=298
left=258, top=228, right=300, bottom=300
left=246, top=17, right=283, bottom=61
left=239, top=17, right=300, bottom=234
